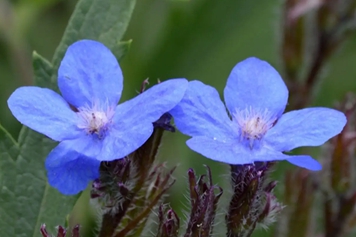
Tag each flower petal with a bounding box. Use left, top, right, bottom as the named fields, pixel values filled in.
left=58, top=39, right=123, bottom=108
left=97, top=79, right=188, bottom=161
left=63, top=133, right=103, bottom=159
left=114, top=79, right=188, bottom=124
left=186, top=136, right=287, bottom=165
left=170, top=80, right=236, bottom=140
left=97, top=126, right=153, bottom=161
left=286, top=155, right=322, bottom=171
left=187, top=137, right=322, bottom=171
left=7, top=86, right=80, bottom=141
left=45, top=142, right=100, bottom=195
left=224, top=57, right=288, bottom=117
left=187, top=137, right=252, bottom=164
left=265, top=107, right=347, bottom=151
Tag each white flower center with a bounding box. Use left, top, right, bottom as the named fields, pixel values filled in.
left=234, top=107, right=276, bottom=147
left=77, top=102, right=114, bottom=138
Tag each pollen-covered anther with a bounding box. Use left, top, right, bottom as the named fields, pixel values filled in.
left=89, top=111, right=109, bottom=133
left=77, top=102, right=114, bottom=137
left=234, top=108, right=275, bottom=141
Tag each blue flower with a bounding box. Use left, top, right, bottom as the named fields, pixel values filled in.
left=8, top=39, right=188, bottom=194
left=170, top=57, right=346, bottom=171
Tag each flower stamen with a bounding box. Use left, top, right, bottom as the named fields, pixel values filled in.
left=234, top=107, right=276, bottom=148
left=77, top=101, right=114, bottom=139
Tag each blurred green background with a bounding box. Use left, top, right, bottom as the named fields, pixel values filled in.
left=1, top=0, right=356, bottom=236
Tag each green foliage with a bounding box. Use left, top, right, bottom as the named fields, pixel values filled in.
left=0, top=0, right=136, bottom=235
left=32, top=51, right=54, bottom=89
left=0, top=124, right=18, bottom=237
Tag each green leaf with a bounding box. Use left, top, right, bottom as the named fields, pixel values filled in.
left=0, top=0, right=136, bottom=235
left=112, top=39, right=133, bottom=62
left=32, top=51, right=55, bottom=89
left=0, top=124, right=18, bottom=237
left=17, top=129, right=80, bottom=237
left=0, top=124, right=80, bottom=237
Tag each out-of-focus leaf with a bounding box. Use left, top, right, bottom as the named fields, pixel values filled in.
left=32, top=51, right=54, bottom=89
left=20, top=131, right=79, bottom=237
left=112, top=39, right=133, bottom=62
left=0, top=124, right=18, bottom=237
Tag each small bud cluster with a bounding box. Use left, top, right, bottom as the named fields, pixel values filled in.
left=226, top=162, right=282, bottom=237
left=184, top=166, right=223, bottom=237
left=157, top=205, right=180, bottom=237
left=40, top=224, right=80, bottom=237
